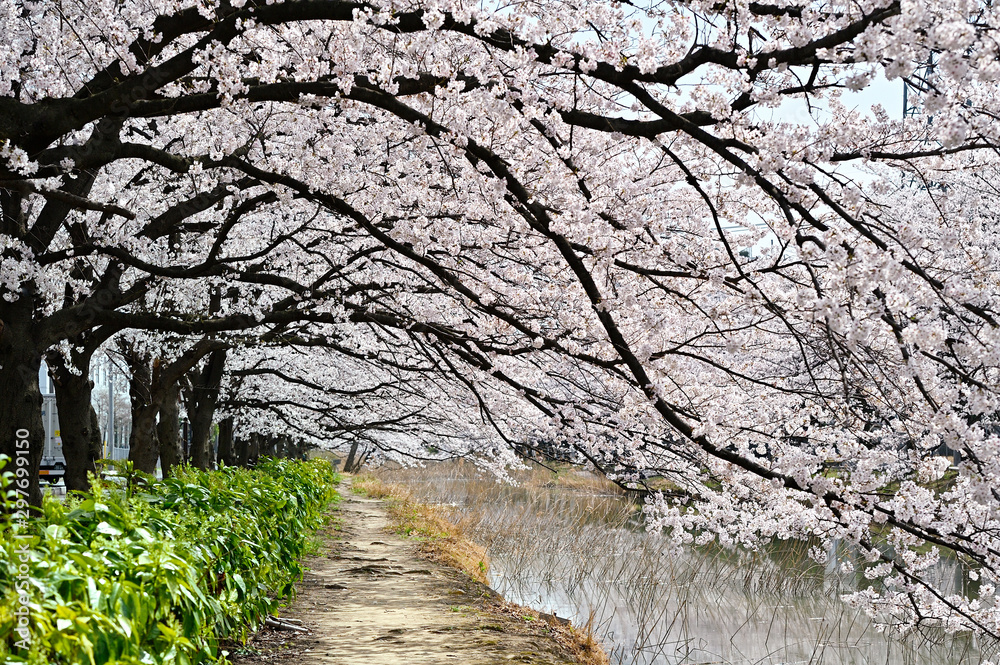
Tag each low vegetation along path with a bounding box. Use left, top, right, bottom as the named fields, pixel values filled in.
left=234, top=478, right=579, bottom=664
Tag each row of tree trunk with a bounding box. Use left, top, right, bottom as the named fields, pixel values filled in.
left=45, top=340, right=308, bottom=494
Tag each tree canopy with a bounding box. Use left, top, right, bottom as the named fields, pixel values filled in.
left=3, top=0, right=1000, bottom=636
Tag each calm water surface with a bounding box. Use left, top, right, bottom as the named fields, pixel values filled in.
left=383, top=467, right=996, bottom=665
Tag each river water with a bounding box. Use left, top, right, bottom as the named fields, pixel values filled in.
left=379, top=465, right=997, bottom=665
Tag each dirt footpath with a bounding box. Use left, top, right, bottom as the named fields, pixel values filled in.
left=232, top=483, right=579, bottom=665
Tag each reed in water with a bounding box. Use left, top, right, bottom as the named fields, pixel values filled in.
left=374, top=461, right=998, bottom=665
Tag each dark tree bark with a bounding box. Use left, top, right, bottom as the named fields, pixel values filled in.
left=124, top=338, right=227, bottom=474
left=46, top=324, right=116, bottom=493
left=47, top=366, right=98, bottom=493
left=0, top=183, right=92, bottom=508
left=0, top=298, right=45, bottom=508
left=124, top=350, right=160, bottom=475
left=0, top=141, right=118, bottom=506
left=187, top=348, right=227, bottom=470
left=286, top=437, right=309, bottom=460
left=157, top=381, right=181, bottom=478
left=247, top=433, right=260, bottom=466
left=181, top=418, right=190, bottom=463
left=343, top=440, right=363, bottom=473
left=283, top=437, right=308, bottom=460
left=217, top=417, right=235, bottom=467
left=88, top=404, right=103, bottom=468
left=355, top=446, right=371, bottom=471
left=233, top=431, right=250, bottom=467
left=260, top=434, right=277, bottom=458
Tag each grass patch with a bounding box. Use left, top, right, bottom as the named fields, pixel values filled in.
left=304, top=512, right=343, bottom=556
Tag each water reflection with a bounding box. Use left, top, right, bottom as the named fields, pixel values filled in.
left=381, top=466, right=997, bottom=665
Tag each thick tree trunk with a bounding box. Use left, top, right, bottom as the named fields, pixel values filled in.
left=247, top=433, right=260, bottom=466
left=46, top=328, right=113, bottom=494
left=128, top=407, right=160, bottom=475
left=187, top=404, right=212, bottom=469
left=124, top=352, right=160, bottom=475
left=233, top=432, right=249, bottom=466
left=188, top=349, right=227, bottom=470
left=157, top=382, right=181, bottom=478
left=89, top=406, right=102, bottom=464
left=217, top=417, right=234, bottom=467
left=48, top=360, right=98, bottom=493
left=0, top=154, right=109, bottom=506
left=0, top=305, right=44, bottom=507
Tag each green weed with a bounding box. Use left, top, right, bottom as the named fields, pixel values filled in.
left=0, top=457, right=339, bottom=664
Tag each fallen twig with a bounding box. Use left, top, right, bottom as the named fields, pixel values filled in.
left=265, top=616, right=309, bottom=633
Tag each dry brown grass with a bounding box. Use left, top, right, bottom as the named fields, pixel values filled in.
left=349, top=472, right=393, bottom=499
left=351, top=473, right=490, bottom=584
left=487, top=601, right=610, bottom=665
left=537, top=467, right=622, bottom=494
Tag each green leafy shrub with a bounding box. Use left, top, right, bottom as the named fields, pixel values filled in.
left=0, top=457, right=338, bottom=664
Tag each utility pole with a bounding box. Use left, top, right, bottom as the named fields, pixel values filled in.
left=902, top=53, right=936, bottom=190
left=903, top=54, right=935, bottom=120
left=107, top=361, right=115, bottom=460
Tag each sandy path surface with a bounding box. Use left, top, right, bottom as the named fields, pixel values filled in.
left=232, top=481, right=578, bottom=665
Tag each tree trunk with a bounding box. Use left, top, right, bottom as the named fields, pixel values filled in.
left=157, top=382, right=181, bottom=478
left=0, top=171, right=114, bottom=504
left=48, top=358, right=98, bottom=493
left=233, top=431, right=249, bottom=466
left=181, top=419, right=190, bottom=463
left=128, top=407, right=160, bottom=475
left=343, top=440, right=360, bottom=473
left=261, top=435, right=277, bottom=458
left=0, top=304, right=44, bottom=507
left=124, top=351, right=160, bottom=475
left=123, top=338, right=225, bottom=476
left=287, top=438, right=306, bottom=460
left=188, top=349, right=227, bottom=470
left=217, top=417, right=234, bottom=467
left=88, top=406, right=102, bottom=466
left=46, top=326, right=114, bottom=494
left=247, top=433, right=260, bottom=466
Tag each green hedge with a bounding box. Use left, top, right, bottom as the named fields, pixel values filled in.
left=0, top=458, right=339, bottom=665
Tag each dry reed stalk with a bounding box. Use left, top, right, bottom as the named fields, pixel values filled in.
left=489, top=601, right=611, bottom=665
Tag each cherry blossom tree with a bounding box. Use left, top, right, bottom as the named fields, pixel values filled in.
left=3, top=0, right=1000, bottom=636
